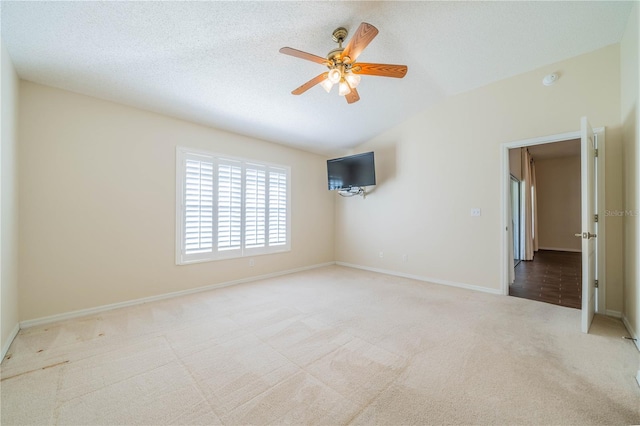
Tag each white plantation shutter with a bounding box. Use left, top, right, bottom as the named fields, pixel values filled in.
left=245, top=166, right=266, bottom=249
left=217, top=161, right=242, bottom=252
left=177, top=147, right=290, bottom=264
left=269, top=169, right=287, bottom=246
left=183, top=156, right=214, bottom=255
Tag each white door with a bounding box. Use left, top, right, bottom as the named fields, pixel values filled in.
left=581, top=117, right=597, bottom=333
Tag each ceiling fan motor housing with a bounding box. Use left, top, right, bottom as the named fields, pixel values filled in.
left=327, top=48, right=344, bottom=62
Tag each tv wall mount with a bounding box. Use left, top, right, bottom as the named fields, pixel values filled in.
left=338, top=187, right=366, bottom=197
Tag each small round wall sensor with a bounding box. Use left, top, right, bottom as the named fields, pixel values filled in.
left=543, top=73, right=559, bottom=86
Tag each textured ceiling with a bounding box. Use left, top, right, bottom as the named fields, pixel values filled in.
left=1, top=1, right=633, bottom=155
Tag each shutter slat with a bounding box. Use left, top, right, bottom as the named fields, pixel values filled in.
left=183, top=159, right=214, bottom=255
left=268, top=170, right=287, bottom=245
left=245, top=167, right=266, bottom=248
left=218, top=164, right=242, bottom=250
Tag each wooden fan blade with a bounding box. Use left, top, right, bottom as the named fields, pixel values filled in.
left=345, top=87, right=360, bottom=104
left=291, top=72, right=329, bottom=95
left=341, top=22, right=378, bottom=63
left=279, top=47, right=328, bottom=65
left=352, top=63, right=408, bottom=78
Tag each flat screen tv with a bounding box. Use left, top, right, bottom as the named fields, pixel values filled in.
left=327, top=151, right=376, bottom=191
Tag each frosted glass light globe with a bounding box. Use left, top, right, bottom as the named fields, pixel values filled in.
left=338, top=79, right=351, bottom=96
left=328, top=68, right=342, bottom=84
left=345, top=73, right=361, bottom=88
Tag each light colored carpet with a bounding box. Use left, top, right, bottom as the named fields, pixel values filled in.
left=1, top=265, right=638, bottom=425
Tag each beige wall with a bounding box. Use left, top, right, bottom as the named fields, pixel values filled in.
left=9, top=20, right=637, bottom=339
left=1, top=40, right=20, bottom=355
left=335, top=44, right=625, bottom=312
left=18, top=82, right=335, bottom=321
left=535, top=156, right=581, bottom=252
left=621, top=3, right=639, bottom=344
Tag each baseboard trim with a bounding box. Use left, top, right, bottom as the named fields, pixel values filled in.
left=621, top=315, right=640, bottom=389
left=20, top=262, right=336, bottom=329
left=621, top=314, right=640, bottom=353
left=335, top=262, right=501, bottom=295
left=1, top=323, right=20, bottom=363
left=538, top=247, right=582, bottom=253
left=605, top=310, right=622, bottom=318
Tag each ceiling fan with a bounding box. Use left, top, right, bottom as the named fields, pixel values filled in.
left=279, top=22, right=408, bottom=104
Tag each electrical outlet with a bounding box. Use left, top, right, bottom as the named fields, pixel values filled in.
left=249, top=258, right=255, bottom=267
left=471, top=208, right=481, bottom=217
left=379, top=251, right=384, bottom=258
left=402, top=254, right=408, bottom=262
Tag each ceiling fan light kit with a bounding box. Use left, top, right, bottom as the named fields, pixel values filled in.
left=279, top=22, right=408, bottom=104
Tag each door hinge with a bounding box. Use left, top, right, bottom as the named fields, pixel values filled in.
left=594, top=214, right=598, bottom=223
left=594, top=148, right=598, bottom=157
left=594, top=279, right=599, bottom=288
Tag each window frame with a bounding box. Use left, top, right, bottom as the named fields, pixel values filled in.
left=176, top=146, right=291, bottom=265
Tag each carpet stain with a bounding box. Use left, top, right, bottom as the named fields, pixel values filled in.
left=1, top=360, right=69, bottom=382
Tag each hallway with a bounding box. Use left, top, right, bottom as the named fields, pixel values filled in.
left=509, top=250, right=582, bottom=309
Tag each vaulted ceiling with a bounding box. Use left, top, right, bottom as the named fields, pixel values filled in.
left=1, top=1, right=633, bottom=154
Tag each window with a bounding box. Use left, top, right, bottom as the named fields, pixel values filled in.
left=176, top=147, right=290, bottom=264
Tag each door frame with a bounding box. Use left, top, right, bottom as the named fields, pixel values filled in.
left=500, top=128, right=606, bottom=317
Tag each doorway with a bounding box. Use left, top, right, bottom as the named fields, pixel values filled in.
left=500, top=120, right=606, bottom=333
left=508, top=141, right=582, bottom=309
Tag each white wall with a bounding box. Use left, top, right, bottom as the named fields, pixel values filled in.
left=1, top=40, right=20, bottom=357
left=535, top=156, right=581, bottom=252
left=336, top=44, right=625, bottom=311
left=620, top=3, right=639, bottom=347
left=18, top=82, right=335, bottom=321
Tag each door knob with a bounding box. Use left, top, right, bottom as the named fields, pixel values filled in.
left=575, top=232, right=597, bottom=239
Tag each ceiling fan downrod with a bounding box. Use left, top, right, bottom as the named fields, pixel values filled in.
left=327, top=27, right=347, bottom=62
